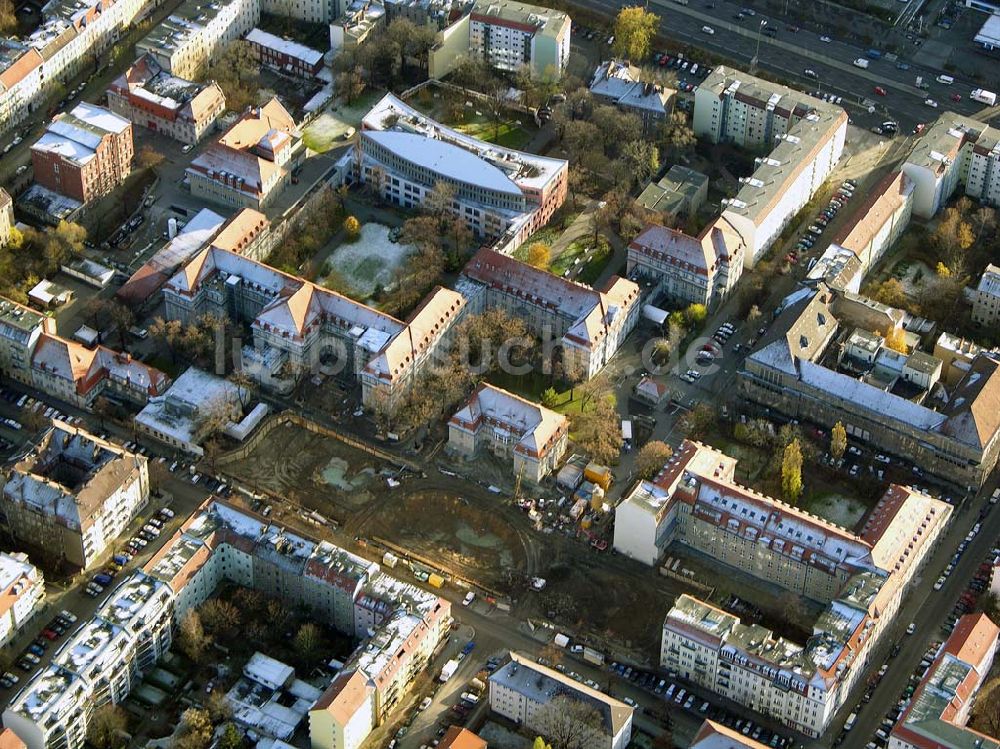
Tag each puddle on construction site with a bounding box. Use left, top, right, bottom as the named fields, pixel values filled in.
left=319, top=458, right=376, bottom=490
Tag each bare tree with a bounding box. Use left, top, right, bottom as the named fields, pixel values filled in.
left=87, top=704, right=128, bottom=749
left=535, top=695, right=607, bottom=749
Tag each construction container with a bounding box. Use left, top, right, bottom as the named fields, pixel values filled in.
left=428, top=573, right=444, bottom=588
left=585, top=463, right=612, bottom=491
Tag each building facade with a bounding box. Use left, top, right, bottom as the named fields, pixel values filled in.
left=2, top=499, right=452, bottom=749
left=0, top=297, right=56, bottom=384
left=31, top=103, right=133, bottom=204
left=589, top=60, right=674, bottom=136
left=350, top=93, right=567, bottom=252
left=135, top=0, right=261, bottom=80
left=186, top=98, right=300, bottom=210
left=459, top=249, right=641, bottom=380
left=245, top=28, right=325, bottom=78
left=902, top=113, right=1000, bottom=219
left=694, top=66, right=847, bottom=267
left=972, top=263, right=1000, bottom=326
left=0, top=552, right=44, bottom=648
left=489, top=652, right=633, bottom=749
left=448, top=383, right=569, bottom=483
left=2, top=422, right=150, bottom=569
left=107, top=55, right=226, bottom=145
left=627, top=220, right=745, bottom=309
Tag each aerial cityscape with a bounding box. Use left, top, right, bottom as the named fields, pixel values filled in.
left=0, top=0, right=997, bottom=747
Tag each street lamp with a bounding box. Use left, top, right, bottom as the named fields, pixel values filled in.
left=751, top=20, right=767, bottom=73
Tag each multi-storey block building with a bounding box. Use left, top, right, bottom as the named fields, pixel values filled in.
left=136, top=0, right=260, bottom=80
left=3, top=571, right=175, bottom=749
left=627, top=219, right=746, bottom=310
left=738, top=283, right=1000, bottom=489
left=0, top=552, right=44, bottom=648
left=329, top=0, right=386, bottom=54
left=429, top=0, right=570, bottom=79
left=489, top=652, right=634, bottom=749
left=2, top=498, right=452, bottom=749
left=902, top=113, right=1000, bottom=218
left=972, top=263, right=1000, bottom=326
left=186, top=98, right=301, bottom=210
left=448, top=383, right=569, bottom=483
left=245, top=28, right=325, bottom=79
left=30, top=103, right=133, bottom=204
left=0, top=188, right=14, bottom=247
left=459, top=249, right=640, bottom=379
left=107, top=55, right=226, bottom=145
left=694, top=66, right=848, bottom=267
left=0, top=297, right=56, bottom=384
left=349, top=93, right=567, bottom=251
left=589, top=60, right=674, bottom=136
left=890, top=613, right=1000, bottom=749
left=161, top=246, right=465, bottom=406
left=2, top=421, right=150, bottom=569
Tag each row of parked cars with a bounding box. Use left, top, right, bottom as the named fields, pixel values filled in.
left=7, top=610, right=78, bottom=680
left=606, top=660, right=792, bottom=748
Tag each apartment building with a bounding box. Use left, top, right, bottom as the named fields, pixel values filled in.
left=4, top=497, right=451, bottom=749
left=694, top=66, right=848, bottom=267
left=589, top=60, right=674, bottom=136
left=972, top=263, right=1000, bottom=326
left=107, top=55, right=226, bottom=145
left=890, top=613, right=1000, bottom=749
left=2, top=421, right=150, bottom=569
left=0, top=552, right=44, bottom=648
left=459, top=248, right=640, bottom=379
left=489, top=652, right=633, bottom=749
left=350, top=93, right=567, bottom=251
left=329, top=0, right=386, bottom=53
left=0, top=0, right=146, bottom=137
left=245, top=28, right=325, bottom=79
left=0, top=297, right=56, bottom=384
left=902, top=113, right=1000, bottom=218
left=829, top=170, right=914, bottom=276
left=738, top=284, right=1000, bottom=489
left=627, top=219, right=745, bottom=310
left=448, top=383, right=569, bottom=483
left=31, top=103, right=133, bottom=204
left=161, top=246, right=465, bottom=406
left=186, top=98, right=301, bottom=210
left=429, top=0, right=570, bottom=79
left=136, top=0, right=261, bottom=80
left=30, top=333, right=170, bottom=408
left=310, top=670, right=374, bottom=749
left=0, top=189, right=13, bottom=247
left=3, top=571, right=174, bottom=749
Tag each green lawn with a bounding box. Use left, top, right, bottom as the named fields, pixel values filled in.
left=550, top=239, right=612, bottom=286
left=455, top=120, right=532, bottom=150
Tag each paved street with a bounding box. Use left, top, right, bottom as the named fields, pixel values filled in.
left=569, top=0, right=997, bottom=132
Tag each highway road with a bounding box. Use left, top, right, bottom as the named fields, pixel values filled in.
left=568, top=0, right=995, bottom=131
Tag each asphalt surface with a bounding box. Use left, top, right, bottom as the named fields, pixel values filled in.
left=569, top=0, right=995, bottom=132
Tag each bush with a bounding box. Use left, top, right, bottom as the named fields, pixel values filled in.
left=344, top=215, right=361, bottom=239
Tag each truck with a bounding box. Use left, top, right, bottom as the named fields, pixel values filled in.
left=853, top=58, right=870, bottom=70
left=972, top=89, right=997, bottom=106
left=553, top=633, right=571, bottom=648
left=866, top=48, right=882, bottom=60
left=583, top=647, right=605, bottom=666
left=439, top=658, right=460, bottom=683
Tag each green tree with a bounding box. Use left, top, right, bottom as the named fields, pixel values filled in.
left=526, top=242, right=551, bottom=270
left=619, top=140, right=659, bottom=188
left=867, top=278, right=909, bottom=309
left=782, top=439, right=803, bottom=502
left=659, top=111, right=696, bottom=161
left=612, top=7, right=660, bottom=62
left=571, top=397, right=622, bottom=465
left=636, top=441, right=673, bottom=480
left=175, top=708, right=213, bottom=749
left=541, top=387, right=559, bottom=409
left=293, top=622, right=323, bottom=660
left=684, top=303, right=708, bottom=325
left=533, top=738, right=553, bottom=749
left=218, top=723, right=245, bottom=749
left=344, top=215, right=361, bottom=238
left=206, top=40, right=260, bottom=111
left=830, top=421, right=847, bottom=461
left=680, top=403, right=716, bottom=439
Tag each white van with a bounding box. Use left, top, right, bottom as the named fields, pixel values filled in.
left=936, top=74, right=954, bottom=85
left=701, top=25, right=715, bottom=34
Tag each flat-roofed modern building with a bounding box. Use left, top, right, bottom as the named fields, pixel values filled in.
left=489, top=651, right=633, bottom=749
left=107, top=55, right=226, bottom=145
left=694, top=66, right=848, bottom=267
left=0, top=296, right=56, bottom=384
left=902, top=113, right=1000, bottom=219
left=448, top=383, right=569, bottom=482
left=2, top=421, right=150, bottom=569
left=350, top=93, right=567, bottom=252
